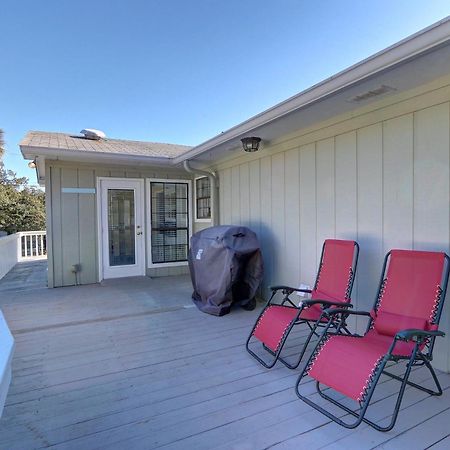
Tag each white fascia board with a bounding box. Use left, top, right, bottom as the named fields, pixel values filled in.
left=173, top=16, right=450, bottom=164
left=20, top=145, right=174, bottom=168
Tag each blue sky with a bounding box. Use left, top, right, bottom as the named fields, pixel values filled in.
left=1, top=1, right=449, bottom=183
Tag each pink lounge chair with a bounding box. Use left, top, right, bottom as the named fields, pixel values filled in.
left=246, top=239, right=359, bottom=369
left=295, top=249, right=450, bottom=431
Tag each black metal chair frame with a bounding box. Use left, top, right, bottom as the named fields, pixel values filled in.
left=246, top=241, right=359, bottom=369
left=295, top=251, right=450, bottom=432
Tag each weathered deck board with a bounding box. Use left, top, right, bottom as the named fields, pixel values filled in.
left=1, top=262, right=450, bottom=449
left=220, top=367, right=436, bottom=450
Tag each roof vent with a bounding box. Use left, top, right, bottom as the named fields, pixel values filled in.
left=347, top=85, right=396, bottom=103
left=80, top=129, right=106, bottom=140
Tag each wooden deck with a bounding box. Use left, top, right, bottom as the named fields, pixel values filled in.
left=0, top=262, right=450, bottom=449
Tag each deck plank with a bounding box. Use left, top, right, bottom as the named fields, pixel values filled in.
left=219, top=367, right=436, bottom=450
left=427, top=434, right=450, bottom=449
left=1, top=264, right=450, bottom=449
left=373, top=407, right=450, bottom=449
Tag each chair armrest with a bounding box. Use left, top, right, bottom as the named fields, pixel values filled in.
left=270, top=285, right=312, bottom=294
left=395, top=329, right=445, bottom=342
left=324, top=308, right=371, bottom=317
left=301, top=299, right=353, bottom=309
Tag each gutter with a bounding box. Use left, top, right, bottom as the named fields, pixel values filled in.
left=183, top=161, right=219, bottom=226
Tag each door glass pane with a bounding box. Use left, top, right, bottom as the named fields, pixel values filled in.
left=108, top=189, right=135, bottom=266
left=151, top=182, right=189, bottom=263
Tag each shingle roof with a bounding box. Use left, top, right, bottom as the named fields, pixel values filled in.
left=20, top=131, right=192, bottom=159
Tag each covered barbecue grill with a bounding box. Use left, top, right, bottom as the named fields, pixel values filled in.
left=188, top=225, right=264, bottom=316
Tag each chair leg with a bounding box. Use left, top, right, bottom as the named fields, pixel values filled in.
left=245, top=298, right=276, bottom=367
left=373, top=347, right=420, bottom=432
left=314, top=382, right=373, bottom=429
left=246, top=324, right=297, bottom=368
left=245, top=338, right=279, bottom=368
left=245, top=306, right=278, bottom=368
left=383, top=355, right=443, bottom=396
left=422, top=357, right=443, bottom=396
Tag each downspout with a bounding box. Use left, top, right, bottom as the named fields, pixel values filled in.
left=183, top=160, right=219, bottom=226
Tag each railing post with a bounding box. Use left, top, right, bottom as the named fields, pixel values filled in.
left=16, top=233, right=22, bottom=262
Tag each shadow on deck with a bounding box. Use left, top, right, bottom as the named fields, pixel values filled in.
left=0, top=262, right=449, bottom=449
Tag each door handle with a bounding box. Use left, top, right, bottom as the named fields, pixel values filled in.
left=137, top=231, right=143, bottom=236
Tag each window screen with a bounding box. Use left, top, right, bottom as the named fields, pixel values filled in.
left=195, top=177, right=211, bottom=220
left=150, top=182, right=189, bottom=263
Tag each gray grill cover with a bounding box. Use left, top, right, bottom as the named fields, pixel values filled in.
left=189, top=225, right=264, bottom=316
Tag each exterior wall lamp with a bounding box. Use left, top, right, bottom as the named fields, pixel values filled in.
left=240, top=136, right=261, bottom=152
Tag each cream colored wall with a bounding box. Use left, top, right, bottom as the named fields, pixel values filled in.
left=45, top=161, right=194, bottom=288
left=193, top=221, right=212, bottom=233
left=215, top=81, right=450, bottom=371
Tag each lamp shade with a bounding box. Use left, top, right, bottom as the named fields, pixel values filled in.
left=241, top=136, right=261, bottom=152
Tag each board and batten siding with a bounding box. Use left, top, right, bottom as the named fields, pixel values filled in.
left=45, top=162, right=196, bottom=288
left=217, top=101, right=450, bottom=371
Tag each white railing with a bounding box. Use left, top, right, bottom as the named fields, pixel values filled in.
left=0, top=231, right=47, bottom=280
left=17, top=231, right=47, bottom=261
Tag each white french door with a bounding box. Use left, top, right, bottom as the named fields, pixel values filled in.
left=98, top=178, right=145, bottom=279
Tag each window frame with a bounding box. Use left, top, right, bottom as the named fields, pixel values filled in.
left=194, top=176, right=212, bottom=223
left=146, top=178, right=192, bottom=268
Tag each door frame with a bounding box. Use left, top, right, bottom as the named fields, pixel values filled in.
left=146, top=178, right=193, bottom=268
left=96, top=177, right=146, bottom=281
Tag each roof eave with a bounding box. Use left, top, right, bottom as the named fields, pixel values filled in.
left=173, top=16, right=450, bottom=164
left=20, top=145, right=176, bottom=169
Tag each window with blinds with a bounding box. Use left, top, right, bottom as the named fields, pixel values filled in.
left=195, top=177, right=211, bottom=220
left=150, top=182, right=189, bottom=264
